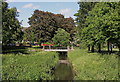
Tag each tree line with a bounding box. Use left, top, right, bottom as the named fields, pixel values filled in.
left=2, top=1, right=120, bottom=52
left=2, top=1, right=75, bottom=47
left=75, top=2, right=120, bottom=52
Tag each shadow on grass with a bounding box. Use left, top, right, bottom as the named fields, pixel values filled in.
left=2, top=46, right=30, bottom=54
left=88, top=50, right=120, bottom=56
left=33, top=46, right=43, bottom=49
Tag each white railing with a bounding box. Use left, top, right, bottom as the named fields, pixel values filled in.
left=43, top=46, right=74, bottom=52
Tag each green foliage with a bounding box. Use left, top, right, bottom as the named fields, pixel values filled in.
left=2, top=48, right=59, bottom=80
left=74, top=2, right=97, bottom=48
left=25, top=10, right=75, bottom=43
left=2, top=1, right=23, bottom=45
left=52, top=28, right=70, bottom=47
left=68, top=48, right=119, bottom=80
left=75, top=2, right=120, bottom=51
left=44, top=42, right=51, bottom=45
left=81, top=2, right=120, bottom=50
left=74, top=2, right=96, bottom=37
left=23, top=27, right=35, bottom=43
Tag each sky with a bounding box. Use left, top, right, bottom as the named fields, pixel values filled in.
left=8, top=2, right=79, bottom=27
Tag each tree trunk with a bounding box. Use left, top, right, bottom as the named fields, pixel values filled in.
left=110, top=44, right=113, bottom=53
left=30, top=42, right=32, bottom=47
left=117, top=44, right=120, bottom=52
left=98, top=43, right=101, bottom=53
left=91, top=45, right=94, bottom=52
left=49, top=45, right=51, bottom=49
left=88, top=45, right=90, bottom=51
left=71, top=46, right=74, bottom=50
left=107, top=41, right=110, bottom=53
left=67, top=46, right=70, bottom=50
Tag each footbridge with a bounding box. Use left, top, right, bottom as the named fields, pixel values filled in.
left=43, top=46, right=74, bottom=52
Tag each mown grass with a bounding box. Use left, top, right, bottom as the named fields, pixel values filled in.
left=2, top=47, right=59, bottom=80
left=68, top=48, right=119, bottom=80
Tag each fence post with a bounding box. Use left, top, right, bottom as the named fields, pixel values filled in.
left=43, top=46, right=45, bottom=50
left=49, top=45, right=51, bottom=49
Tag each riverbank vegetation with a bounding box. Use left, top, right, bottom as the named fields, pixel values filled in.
left=2, top=47, right=59, bottom=80
left=68, top=48, right=119, bottom=80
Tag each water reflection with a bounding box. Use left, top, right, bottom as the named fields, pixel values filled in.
left=54, top=51, right=74, bottom=80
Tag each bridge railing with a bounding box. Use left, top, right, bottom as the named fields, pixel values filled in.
left=43, top=46, right=67, bottom=49
left=42, top=46, right=74, bottom=50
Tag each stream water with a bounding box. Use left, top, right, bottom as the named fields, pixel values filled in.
left=54, top=52, right=74, bottom=80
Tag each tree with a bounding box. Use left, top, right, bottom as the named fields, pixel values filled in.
left=0, top=2, right=1, bottom=55
left=2, top=1, right=23, bottom=45
left=27, top=10, right=75, bottom=44
left=23, top=27, right=35, bottom=43
left=52, top=28, right=70, bottom=47
left=74, top=2, right=96, bottom=51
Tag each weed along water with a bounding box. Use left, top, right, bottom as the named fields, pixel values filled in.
left=54, top=51, right=74, bottom=80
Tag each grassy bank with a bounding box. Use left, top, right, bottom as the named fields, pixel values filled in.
left=2, top=47, right=59, bottom=80
left=68, top=48, right=119, bottom=80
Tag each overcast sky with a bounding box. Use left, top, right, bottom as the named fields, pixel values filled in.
left=8, top=2, right=79, bottom=27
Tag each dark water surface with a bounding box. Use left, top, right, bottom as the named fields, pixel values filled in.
left=54, top=51, right=74, bottom=80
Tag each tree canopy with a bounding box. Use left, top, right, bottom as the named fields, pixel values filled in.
left=75, top=2, right=120, bottom=52
left=24, top=10, right=75, bottom=43
left=80, top=2, right=120, bottom=52
left=2, top=1, right=23, bottom=45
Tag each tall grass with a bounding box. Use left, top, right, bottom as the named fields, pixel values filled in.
left=2, top=47, right=59, bottom=80
left=68, top=48, right=119, bottom=80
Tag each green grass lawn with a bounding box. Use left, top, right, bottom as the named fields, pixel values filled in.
left=68, top=48, right=119, bottom=80
left=2, top=47, right=59, bottom=80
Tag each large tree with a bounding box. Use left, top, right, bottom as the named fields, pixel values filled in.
left=74, top=2, right=96, bottom=50
left=82, top=2, right=120, bottom=52
left=26, top=10, right=75, bottom=44
left=2, top=1, right=23, bottom=45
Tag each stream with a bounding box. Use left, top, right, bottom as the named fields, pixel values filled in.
left=54, top=51, right=74, bottom=80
